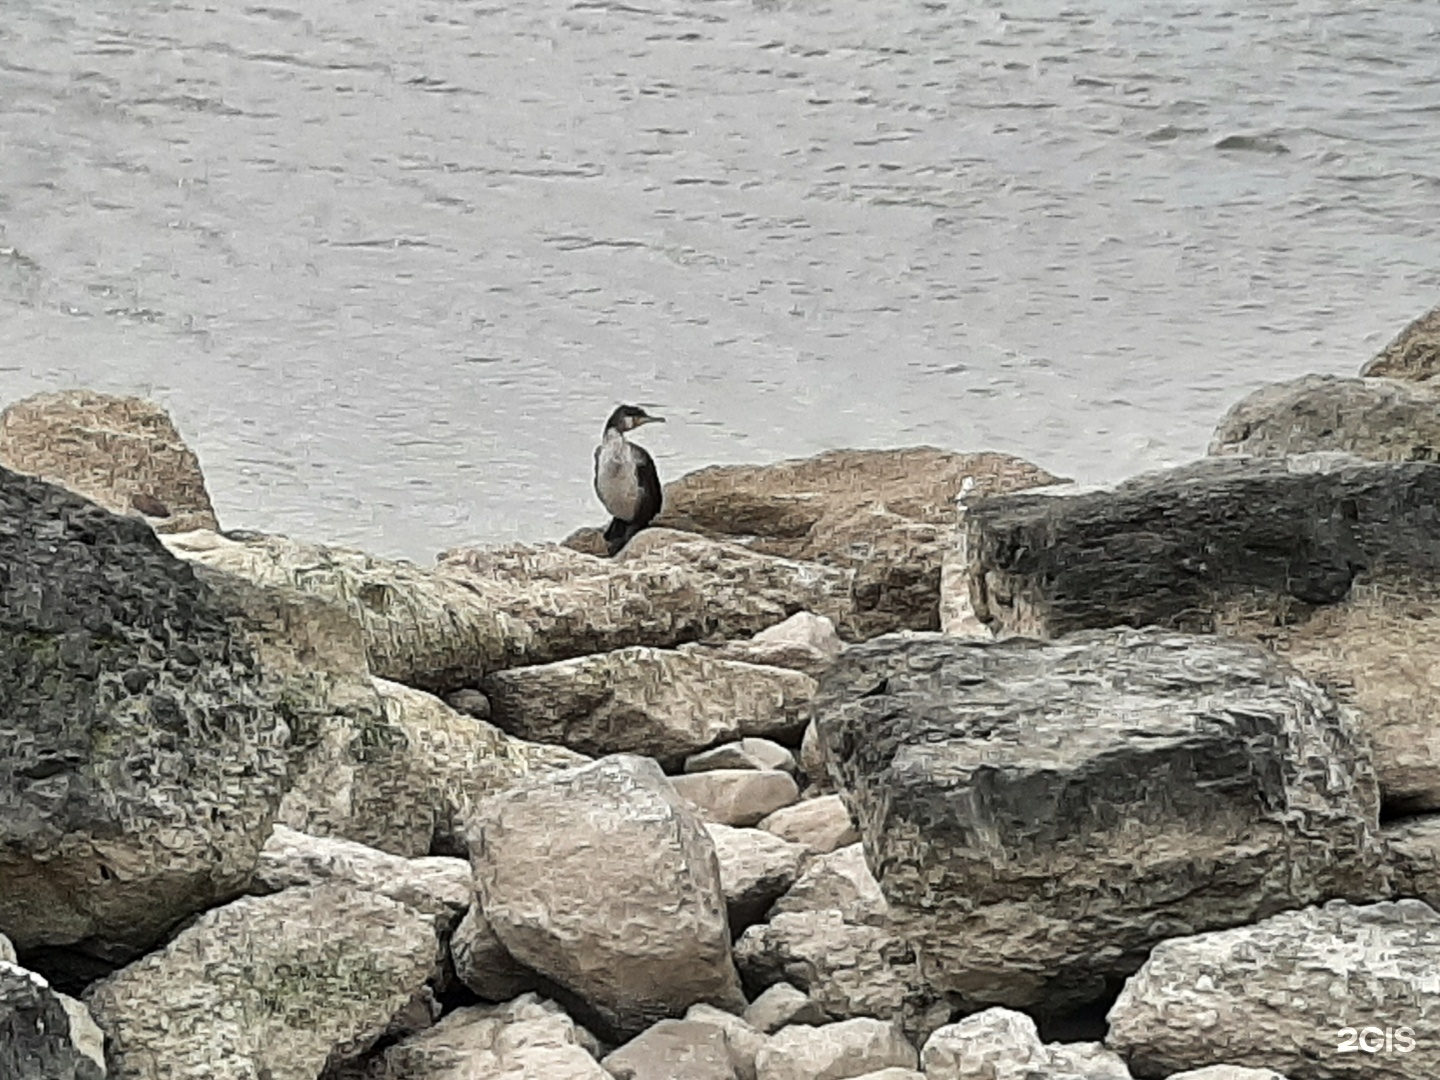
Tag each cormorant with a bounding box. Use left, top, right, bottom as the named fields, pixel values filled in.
left=594, top=404, right=664, bottom=556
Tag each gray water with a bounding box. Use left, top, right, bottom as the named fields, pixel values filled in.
left=2, top=0, right=1436, bottom=561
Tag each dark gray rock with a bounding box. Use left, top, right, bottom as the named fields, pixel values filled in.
left=812, top=628, right=1390, bottom=1013
left=1209, top=374, right=1440, bottom=462
left=0, top=467, right=293, bottom=963
left=960, top=457, right=1440, bottom=639
left=0, top=964, right=106, bottom=1080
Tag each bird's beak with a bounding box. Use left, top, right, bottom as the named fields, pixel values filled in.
left=636, top=415, right=665, bottom=426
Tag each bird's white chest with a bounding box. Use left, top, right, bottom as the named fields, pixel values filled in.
left=595, top=436, right=643, bottom=520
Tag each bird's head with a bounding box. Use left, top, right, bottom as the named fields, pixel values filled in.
left=605, top=404, right=665, bottom=434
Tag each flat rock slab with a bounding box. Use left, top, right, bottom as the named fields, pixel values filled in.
left=0, top=962, right=107, bottom=1080
left=0, top=468, right=293, bottom=962
left=468, top=755, right=745, bottom=1040
left=0, top=389, right=219, bottom=533
left=603, top=1018, right=740, bottom=1080
left=251, top=824, right=472, bottom=921
left=1107, top=899, right=1440, bottom=1080
left=85, top=884, right=440, bottom=1080
left=688, top=738, right=799, bottom=776
left=812, top=628, right=1390, bottom=1012
left=167, top=528, right=856, bottom=692
left=754, top=1017, right=917, bottom=1080
left=960, top=456, right=1440, bottom=639
left=484, top=648, right=815, bottom=770
left=1209, top=374, right=1440, bottom=462
left=671, top=770, right=801, bottom=827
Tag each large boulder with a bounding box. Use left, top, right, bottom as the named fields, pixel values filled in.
left=1360, top=302, right=1440, bottom=382
left=0, top=962, right=107, bottom=1080
left=1208, top=375, right=1440, bottom=462
left=812, top=629, right=1390, bottom=1013
left=0, top=389, right=219, bottom=533
left=86, top=884, right=441, bottom=1080
left=0, top=468, right=294, bottom=965
left=281, top=676, right=586, bottom=857
left=753, top=1017, right=917, bottom=1080
left=483, top=648, right=815, bottom=770
left=165, top=528, right=856, bottom=692
left=466, top=755, right=746, bottom=1040
left=956, top=457, right=1440, bottom=812
left=610, top=448, right=1064, bottom=637
left=1106, top=900, right=1440, bottom=1080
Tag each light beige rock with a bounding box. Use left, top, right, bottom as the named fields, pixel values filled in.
left=758, top=795, right=859, bottom=854
left=850, top=1071, right=925, bottom=1080
left=167, top=528, right=856, bottom=692
left=737, top=846, right=949, bottom=1041
left=672, top=770, right=801, bottom=827
left=0, top=388, right=219, bottom=533
left=921, top=1011, right=1131, bottom=1080
left=0, top=933, right=14, bottom=965
left=86, top=884, right=440, bottom=1080
left=484, top=649, right=815, bottom=769
left=252, top=824, right=471, bottom=921
left=1107, top=900, right=1440, bottom=1080
left=685, top=1004, right=768, bottom=1080
left=642, top=448, right=1064, bottom=638
left=921, top=1009, right=1044, bottom=1079
left=683, top=612, right=844, bottom=680
left=706, top=824, right=806, bottom=931
left=450, top=904, right=540, bottom=1003
left=1164, top=1068, right=1289, bottom=1080
left=1360, top=302, right=1440, bottom=382
left=754, top=1017, right=917, bottom=1080
left=744, top=982, right=831, bottom=1034
left=345, top=993, right=609, bottom=1080
left=0, top=962, right=108, bottom=1080
left=688, top=739, right=799, bottom=776
left=602, top=1018, right=739, bottom=1080
left=468, top=755, right=745, bottom=1039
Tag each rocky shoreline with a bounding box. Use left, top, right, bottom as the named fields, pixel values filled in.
left=2, top=302, right=1439, bottom=1080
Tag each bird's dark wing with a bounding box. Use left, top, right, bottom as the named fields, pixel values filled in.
left=632, top=444, right=663, bottom=528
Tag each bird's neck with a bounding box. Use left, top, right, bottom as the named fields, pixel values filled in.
left=602, top=425, right=628, bottom=447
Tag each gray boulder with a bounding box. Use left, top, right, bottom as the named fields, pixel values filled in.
left=85, top=884, right=440, bottom=1080
left=812, top=629, right=1390, bottom=1013
left=706, top=823, right=806, bottom=932
left=0, top=962, right=107, bottom=1080
left=956, top=457, right=1440, bottom=812
left=167, top=528, right=857, bottom=693
left=1107, top=900, right=1440, bottom=1080
left=467, top=755, right=745, bottom=1040
left=1209, top=374, right=1440, bottom=462
left=0, top=468, right=293, bottom=963
left=483, top=648, right=815, bottom=770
